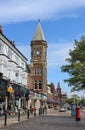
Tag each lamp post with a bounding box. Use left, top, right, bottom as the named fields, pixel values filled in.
left=34, top=99, right=36, bottom=117
left=4, top=91, right=8, bottom=126
left=26, top=90, right=29, bottom=119
left=18, top=98, right=20, bottom=121
left=27, top=99, right=30, bottom=119
left=4, top=84, right=14, bottom=126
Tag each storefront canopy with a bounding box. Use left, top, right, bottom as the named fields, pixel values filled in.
left=47, top=100, right=60, bottom=104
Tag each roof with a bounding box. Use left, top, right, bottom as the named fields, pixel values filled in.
left=0, top=33, right=28, bottom=61
left=32, top=20, right=45, bottom=41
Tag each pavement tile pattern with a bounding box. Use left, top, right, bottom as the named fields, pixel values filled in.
left=0, top=109, right=85, bottom=130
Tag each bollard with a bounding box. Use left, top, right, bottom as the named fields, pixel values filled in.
left=76, top=106, right=80, bottom=121
left=4, top=110, right=7, bottom=126
left=39, top=108, right=42, bottom=116
left=27, top=109, right=29, bottom=119
left=43, top=108, right=44, bottom=115
left=39, top=108, right=40, bottom=115
left=34, top=109, right=36, bottom=117
left=18, top=109, right=20, bottom=121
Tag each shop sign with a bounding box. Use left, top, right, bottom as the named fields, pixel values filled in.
left=7, top=86, right=14, bottom=93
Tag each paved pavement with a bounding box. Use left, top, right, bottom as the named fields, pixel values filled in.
left=0, top=109, right=85, bottom=130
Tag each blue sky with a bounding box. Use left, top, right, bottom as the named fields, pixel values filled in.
left=0, top=0, right=85, bottom=97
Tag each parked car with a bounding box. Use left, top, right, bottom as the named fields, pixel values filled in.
left=48, top=105, right=53, bottom=109
left=59, top=107, right=66, bottom=112
left=67, top=106, right=71, bottom=110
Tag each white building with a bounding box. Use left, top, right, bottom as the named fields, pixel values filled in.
left=0, top=27, right=28, bottom=86
left=0, top=26, right=29, bottom=111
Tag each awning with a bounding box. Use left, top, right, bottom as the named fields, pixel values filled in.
left=47, top=100, right=60, bottom=104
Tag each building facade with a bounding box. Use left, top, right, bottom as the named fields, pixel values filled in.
left=0, top=26, right=29, bottom=113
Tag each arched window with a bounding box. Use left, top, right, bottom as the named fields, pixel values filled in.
left=34, top=80, right=37, bottom=89
left=39, top=80, right=42, bottom=89
left=34, top=67, right=37, bottom=75
left=39, top=66, right=42, bottom=75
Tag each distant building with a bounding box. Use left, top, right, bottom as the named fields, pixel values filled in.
left=61, top=91, right=67, bottom=103
left=54, top=82, right=61, bottom=102
left=47, top=84, right=53, bottom=101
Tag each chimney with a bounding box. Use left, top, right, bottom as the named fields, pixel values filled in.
left=0, top=25, right=3, bottom=34
left=10, top=40, right=16, bottom=46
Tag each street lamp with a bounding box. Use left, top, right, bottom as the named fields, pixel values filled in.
left=25, top=89, right=29, bottom=119
left=4, top=84, right=14, bottom=126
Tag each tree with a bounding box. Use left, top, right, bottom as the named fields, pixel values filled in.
left=71, top=94, right=80, bottom=104
left=61, top=36, right=85, bottom=91
left=66, top=94, right=80, bottom=104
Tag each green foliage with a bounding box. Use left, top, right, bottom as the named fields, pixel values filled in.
left=80, top=98, right=85, bottom=106
left=61, top=36, right=85, bottom=91
left=66, top=94, right=80, bottom=104
left=66, top=98, right=73, bottom=104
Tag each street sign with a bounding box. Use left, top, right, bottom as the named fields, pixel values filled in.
left=7, top=86, right=14, bottom=93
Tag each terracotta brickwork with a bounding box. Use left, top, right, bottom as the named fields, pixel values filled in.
left=28, top=21, right=47, bottom=95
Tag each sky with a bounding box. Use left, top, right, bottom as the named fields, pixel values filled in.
left=0, top=0, right=85, bottom=97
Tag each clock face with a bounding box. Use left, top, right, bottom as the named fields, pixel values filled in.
left=35, top=50, right=40, bottom=55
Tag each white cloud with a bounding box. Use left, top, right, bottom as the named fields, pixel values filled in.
left=16, top=41, right=74, bottom=67
left=0, top=0, right=85, bottom=23
left=47, top=42, right=73, bottom=67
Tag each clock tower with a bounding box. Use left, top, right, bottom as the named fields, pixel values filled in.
left=30, top=20, right=47, bottom=95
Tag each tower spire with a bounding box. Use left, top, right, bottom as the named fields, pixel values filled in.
left=38, top=19, right=40, bottom=22
left=32, top=20, right=45, bottom=41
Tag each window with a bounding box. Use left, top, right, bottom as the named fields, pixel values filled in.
left=39, top=80, right=42, bottom=89
left=34, top=67, right=37, bottom=75
left=34, top=66, right=42, bottom=75
left=37, top=67, right=39, bottom=75
left=34, top=80, right=37, bottom=89
left=39, top=66, right=42, bottom=75
left=0, top=43, right=3, bottom=52
left=34, top=80, right=42, bottom=90
left=15, top=55, right=19, bottom=64
left=21, top=61, right=24, bottom=68
left=8, top=48, right=12, bottom=59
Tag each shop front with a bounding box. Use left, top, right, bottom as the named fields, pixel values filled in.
left=40, top=94, right=47, bottom=107
left=0, top=78, right=9, bottom=115
left=29, top=90, right=41, bottom=113
left=13, top=84, right=29, bottom=113
left=0, top=77, right=29, bottom=115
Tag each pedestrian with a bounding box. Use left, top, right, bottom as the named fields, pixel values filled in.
left=44, top=106, right=47, bottom=114
left=0, top=107, right=1, bottom=117
left=15, top=105, right=18, bottom=114
left=30, top=105, right=32, bottom=113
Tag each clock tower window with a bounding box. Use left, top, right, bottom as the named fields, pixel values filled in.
left=39, top=67, right=42, bottom=75
left=34, top=80, right=42, bottom=90
left=39, top=80, right=42, bottom=89
left=34, top=67, right=42, bottom=75
left=34, top=80, right=37, bottom=89
left=34, top=67, right=37, bottom=75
